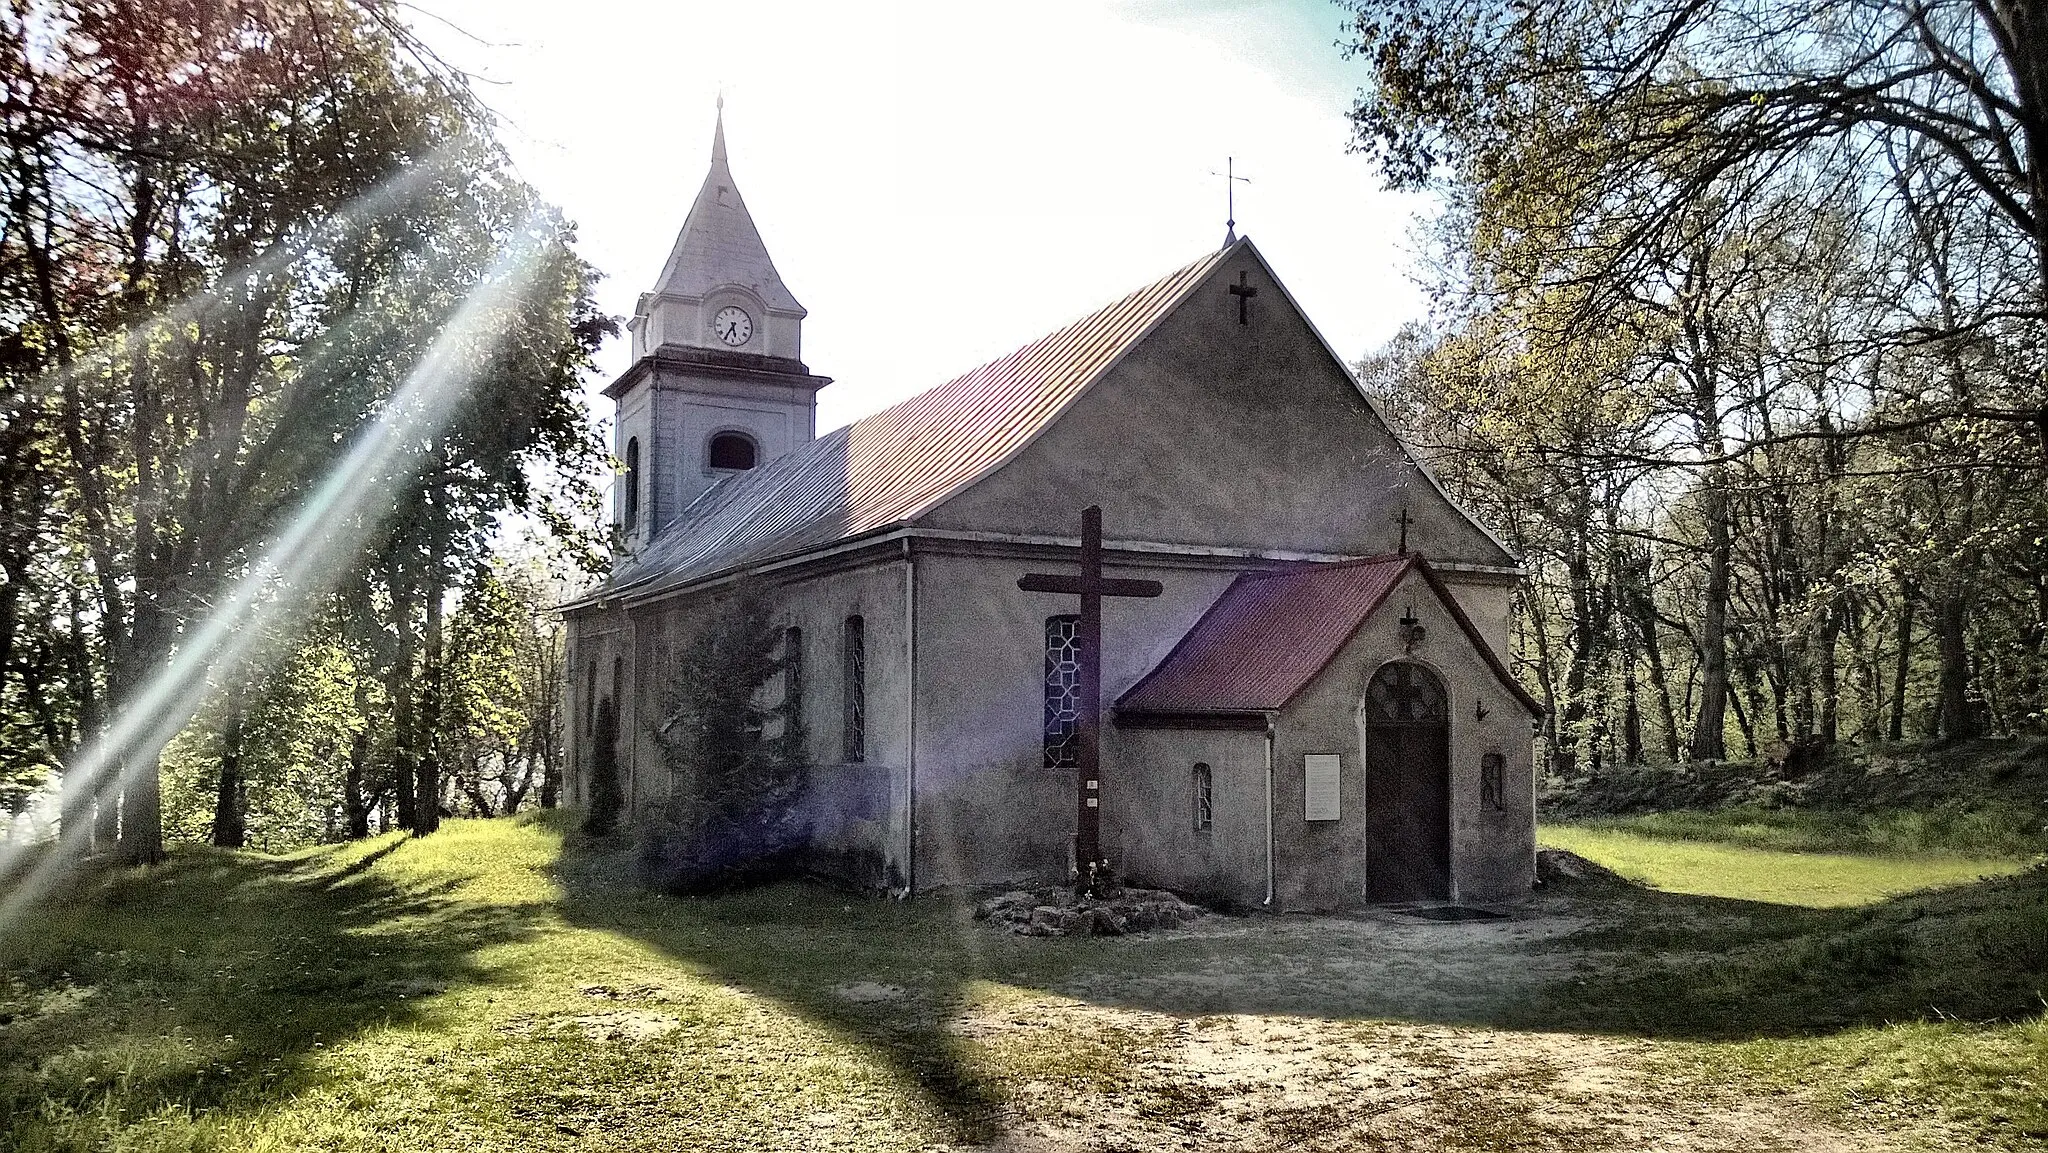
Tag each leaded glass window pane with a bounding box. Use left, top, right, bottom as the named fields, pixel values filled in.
left=842, top=616, right=865, bottom=763
left=1044, top=615, right=1080, bottom=769
left=1192, top=763, right=1213, bottom=832
left=1364, top=661, right=1448, bottom=723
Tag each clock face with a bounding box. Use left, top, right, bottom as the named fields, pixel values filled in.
left=712, top=305, right=753, bottom=347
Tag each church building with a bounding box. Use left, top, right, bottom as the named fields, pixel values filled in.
left=562, top=110, right=1540, bottom=909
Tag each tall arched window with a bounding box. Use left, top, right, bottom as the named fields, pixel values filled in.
left=623, top=438, right=641, bottom=530
left=1043, top=615, right=1080, bottom=768
left=709, top=432, right=758, bottom=471
left=584, top=660, right=597, bottom=737
left=841, top=615, right=865, bottom=763
left=783, top=627, right=804, bottom=740
left=1191, top=763, right=1213, bottom=832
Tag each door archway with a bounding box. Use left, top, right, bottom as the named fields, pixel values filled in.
left=1363, top=661, right=1452, bottom=901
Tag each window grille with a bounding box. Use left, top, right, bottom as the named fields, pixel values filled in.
left=842, top=616, right=865, bottom=763
left=1192, top=763, right=1213, bottom=832
left=1044, top=615, right=1080, bottom=768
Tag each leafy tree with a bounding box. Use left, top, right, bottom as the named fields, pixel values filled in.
left=1, top=0, right=609, bottom=859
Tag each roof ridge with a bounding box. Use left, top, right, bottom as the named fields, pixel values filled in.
left=595, top=244, right=1236, bottom=602
left=1242, top=552, right=1413, bottom=581
left=837, top=245, right=1231, bottom=439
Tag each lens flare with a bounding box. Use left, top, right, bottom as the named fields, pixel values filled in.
left=0, top=209, right=555, bottom=936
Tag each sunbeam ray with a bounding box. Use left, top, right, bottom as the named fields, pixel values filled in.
left=0, top=209, right=555, bottom=934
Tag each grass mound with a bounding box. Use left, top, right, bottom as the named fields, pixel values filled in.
left=1543, top=737, right=2048, bottom=855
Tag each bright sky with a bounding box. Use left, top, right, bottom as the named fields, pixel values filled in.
left=410, top=0, right=1430, bottom=433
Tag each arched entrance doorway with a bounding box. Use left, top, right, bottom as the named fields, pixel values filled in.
left=1363, top=661, right=1451, bottom=901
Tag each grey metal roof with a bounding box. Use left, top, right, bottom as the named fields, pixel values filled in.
left=646, top=110, right=805, bottom=316
left=593, top=243, right=1236, bottom=604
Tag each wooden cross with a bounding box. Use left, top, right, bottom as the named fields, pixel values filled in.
left=1018, top=506, right=1162, bottom=880
left=1228, top=271, right=1258, bottom=326
left=1394, top=505, right=1413, bottom=554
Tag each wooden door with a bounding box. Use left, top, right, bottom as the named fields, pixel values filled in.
left=1364, top=662, right=1451, bottom=902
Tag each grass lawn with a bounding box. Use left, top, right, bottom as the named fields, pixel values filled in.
left=1, top=812, right=2044, bottom=1151
left=1537, top=823, right=2032, bottom=906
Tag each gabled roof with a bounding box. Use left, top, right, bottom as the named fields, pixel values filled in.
left=646, top=107, right=804, bottom=315
left=1116, top=555, right=1543, bottom=718
left=592, top=244, right=1234, bottom=603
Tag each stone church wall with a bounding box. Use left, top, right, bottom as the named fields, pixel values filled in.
left=565, top=557, right=910, bottom=891
left=908, top=549, right=1240, bottom=891
left=1109, top=727, right=1269, bottom=908
left=919, top=247, right=1514, bottom=569
left=1272, top=567, right=1536, bottom=909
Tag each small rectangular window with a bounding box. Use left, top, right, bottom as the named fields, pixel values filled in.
left=1192, top=763, right=1213, bottom=832
left=1481, top=751, right=1505, bottom=811
left=842, top=615, right=865, bottom=763
left=1044, top=615, right=1080, bottom=768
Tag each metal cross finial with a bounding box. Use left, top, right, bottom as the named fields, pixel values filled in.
left=1395, top=505, right=1414, bottom=554
left=1212, top=157, right=1250, bottom=247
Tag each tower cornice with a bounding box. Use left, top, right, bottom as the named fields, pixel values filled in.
left=603, top=344, right=831, bottom=400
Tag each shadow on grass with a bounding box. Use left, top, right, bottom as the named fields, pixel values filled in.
left=551, top=855, right=1017, bottom=1143
left=551, top=837, right=2048, bottom=1144
left=0, top=833, right=548, bottom=1141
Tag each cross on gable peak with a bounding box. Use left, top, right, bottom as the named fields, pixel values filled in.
left=1227, top=269, right=1258, bottom=325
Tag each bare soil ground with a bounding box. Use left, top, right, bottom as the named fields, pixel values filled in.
left=927, top=896, right=1926, bottom=1152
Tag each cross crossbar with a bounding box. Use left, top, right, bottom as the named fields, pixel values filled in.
left=1017, top=574, right=1165, bottom=598
left=1016, top=506, right=1162, bottom=884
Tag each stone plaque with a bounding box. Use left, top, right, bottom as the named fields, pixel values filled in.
left=1304, top=754, right=1341, bottom=821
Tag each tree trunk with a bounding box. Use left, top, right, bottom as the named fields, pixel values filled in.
left=344, top=674, right=372, bottom=839
left=414, top=525, right=447, bottom=836
left=1692, top=474, right=1733, bottom=760
left=389, top=567, right=419, bottom=832
left=211, top=689, right=247, bottom=849
left=1889, top=579, right=1915, bottom=741
left=1934, top=588, right=1977, bottom=741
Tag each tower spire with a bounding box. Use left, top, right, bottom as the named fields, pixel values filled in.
left=712, top=93, right=727, bottom=163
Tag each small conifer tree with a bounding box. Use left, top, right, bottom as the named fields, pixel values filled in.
left=641, top=591, right=809, bottom=891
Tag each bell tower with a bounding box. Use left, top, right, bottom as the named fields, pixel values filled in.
left=606, top=100, right=830, bottom=550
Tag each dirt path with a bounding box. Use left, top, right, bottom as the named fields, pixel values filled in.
left=942, top=903, right=1920, bottom=1152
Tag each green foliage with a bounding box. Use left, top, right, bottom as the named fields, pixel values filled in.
left=160, top=637, right=364, bottom=851
left=1344, top=0, right=2048, bottom=769
left=641, top=592, right=809, bottom=892
left=0, top=0, right=609, bottom=854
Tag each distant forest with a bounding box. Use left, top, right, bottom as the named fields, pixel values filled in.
left=1342, top=0, right=2048, bottom=767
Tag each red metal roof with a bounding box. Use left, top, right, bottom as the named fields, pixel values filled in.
left=1118, top=557, right=1415, bottom=714
left=598, top=244, right=1235, bottom=602
left=1116, top=556, right=1543, bottom=718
